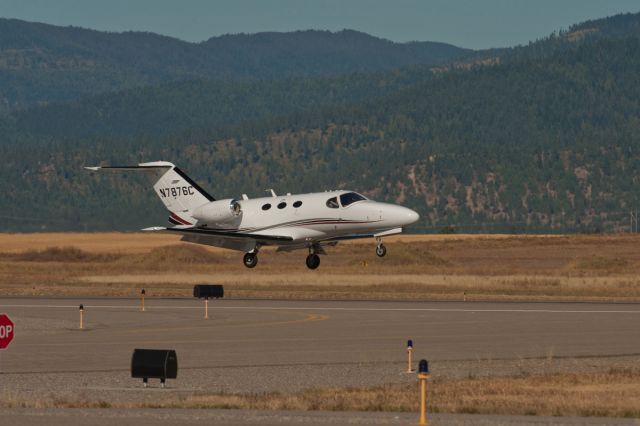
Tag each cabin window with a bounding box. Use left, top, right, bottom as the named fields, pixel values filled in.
left=340, top=192, right=367, bottom=207
left=262, top=203, right=271, bottom=211
left=326, top=197, right=339, bottom=209
left=277, top=202, right=287, bottom=209
left=293, top=201, right=302, bottom=208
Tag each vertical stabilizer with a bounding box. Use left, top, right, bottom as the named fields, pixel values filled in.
left=85, top=161, right=214, bottom=225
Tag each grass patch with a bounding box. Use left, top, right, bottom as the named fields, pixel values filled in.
left=573, top=256, right=628, bottom=271
left=4, top=234, right=640, bottom=300
left=3, top=246, right=120, bottom=262
left=123, top=244, right=222, bottom=267
left=2, top=370, right=640, bottom=417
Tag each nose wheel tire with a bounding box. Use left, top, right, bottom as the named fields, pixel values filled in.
left=375, top=244, right=387, bottom=257
left=306, top=253, right=320, bottom=270
left=243, top=252, right=258, bottom=268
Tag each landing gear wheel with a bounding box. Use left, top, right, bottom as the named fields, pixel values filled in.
left=376, top=244, right=387, bottom=257
left=306, top=253, right=320, bottom=270
left=243, top=252, right=258, bottom=268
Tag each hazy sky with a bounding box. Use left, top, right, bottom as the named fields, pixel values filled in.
left=1, top=0, right=638, bottom=49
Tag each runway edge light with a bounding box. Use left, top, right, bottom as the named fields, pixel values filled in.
left=79, top=304, right=84, bottom=330
left=417, top=359, right=430, bottom=425
left=141, top=288, right=146, bottom=312
left=406, top=339, right=413, bottom=373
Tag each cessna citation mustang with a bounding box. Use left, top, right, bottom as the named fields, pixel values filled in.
left=85, top=161, right=419, bottom=269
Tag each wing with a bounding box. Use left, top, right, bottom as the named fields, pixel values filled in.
left=161, top=226, right=292, bottom=242
left=319, top=227, right=404, bottom=242
left=143, top=226, right=293, bottom=251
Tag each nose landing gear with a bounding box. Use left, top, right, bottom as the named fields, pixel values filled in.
left=375, top=237, right=387, bottom=257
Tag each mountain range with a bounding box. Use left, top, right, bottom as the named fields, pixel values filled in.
left=1, top=12, right=640, bottom=233
left=0, top=18, right=470, bottom=112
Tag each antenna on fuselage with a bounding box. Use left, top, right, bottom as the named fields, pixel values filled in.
left=266, top=189, right=277, bottom=197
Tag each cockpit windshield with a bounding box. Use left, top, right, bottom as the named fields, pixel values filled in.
left=340, top=192, right=367, bottom=207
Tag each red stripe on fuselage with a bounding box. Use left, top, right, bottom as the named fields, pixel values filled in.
left=170, top=212, right=192, bottom=225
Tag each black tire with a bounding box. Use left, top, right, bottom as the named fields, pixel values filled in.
left=243, top=252, right=258, bottom=268
left=375, top=244, right=387, bottom=257
left=305, top=253, right=320, bottom=270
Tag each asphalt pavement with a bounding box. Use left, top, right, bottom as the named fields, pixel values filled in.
left=1, top=298, right=639, bottom=425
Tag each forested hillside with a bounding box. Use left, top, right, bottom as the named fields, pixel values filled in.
left=0, top=66, right=437, bottom=140
left=0, top=19, right=471, bottom=112
left=1, top=12, right=640, bottom=233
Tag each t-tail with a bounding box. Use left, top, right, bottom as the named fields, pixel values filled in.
left=84, top=161, right=214, bottom=225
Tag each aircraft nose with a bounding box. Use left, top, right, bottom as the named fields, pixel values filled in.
left=382, top=204, right=420, bottom=226
left=406, top=208, right=420, bottom=225
left=409, top=209, right=420, bottom=223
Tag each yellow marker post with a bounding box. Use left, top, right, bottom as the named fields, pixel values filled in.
left=140, top=288, right=146, bottom=312
left=204, top=297, right=209, bottom=320
left=406, top=339, right=413, bottom=373
left=79, top=304, right=84, bottom=330
left=417, top=359, right=430, bottom=426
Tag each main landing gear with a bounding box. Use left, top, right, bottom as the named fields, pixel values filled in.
left=304, top=244, right=322, bottom=270
left=375, top=237, right=387, bottom=257
left=241, top=240, right=385, bottom=269
left=243, top=252, right=258, bottom=268
left=306, top=253, right=320, bottom=270
left=242, top=247, right=321, bottom=270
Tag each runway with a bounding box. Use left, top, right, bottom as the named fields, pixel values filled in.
left=1, top=298, right=639, bottom=377
left=2, top=298, right=639, bottom=425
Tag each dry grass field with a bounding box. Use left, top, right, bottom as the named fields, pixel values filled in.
left=2, top=233, right=640, bottom=419
left=1, top=233, right=640, bottom=301
left=4, top=369, right=640, bottom=418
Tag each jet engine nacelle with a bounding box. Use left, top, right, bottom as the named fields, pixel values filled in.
left=192, top=199, right=242, bottom=227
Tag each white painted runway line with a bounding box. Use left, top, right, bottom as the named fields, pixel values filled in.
left=0, top=303, right=639, bottom=314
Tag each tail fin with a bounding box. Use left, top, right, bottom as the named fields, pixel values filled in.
left=85, top=161, right=214, bottom=225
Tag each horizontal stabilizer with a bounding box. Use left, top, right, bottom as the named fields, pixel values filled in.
left=84, top=161, right=175, bottom=172
left=85, top=161, right=215, bottom=226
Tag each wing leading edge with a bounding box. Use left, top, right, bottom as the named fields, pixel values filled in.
left=319, top=227, right=404, bottom=242
left=143, top=226, right=293, bottom=243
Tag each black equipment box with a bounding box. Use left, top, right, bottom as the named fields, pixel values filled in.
left=131, top=348, right=178, bottom=386
left=193, top=284, right=224, bottom=299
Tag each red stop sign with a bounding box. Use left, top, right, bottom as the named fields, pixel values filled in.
left=0, top=314, right=14, bottom=349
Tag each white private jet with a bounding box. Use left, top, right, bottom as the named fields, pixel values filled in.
left=86, top=161, right=420, bottom=269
